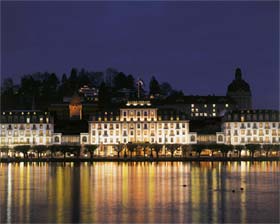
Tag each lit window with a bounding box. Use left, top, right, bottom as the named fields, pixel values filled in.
left=40, top=117, right=43, bottom=123
left=213, top=104, right=216, bottom=107
left=27, top=118, right=30, bottom=123
left=204, top=104, right=207, bottom=108
left=213, top=113, right=216, bottom=116
left=225, top=104, right=229, bottom=108
left=191, top=104, right=194, bottom=107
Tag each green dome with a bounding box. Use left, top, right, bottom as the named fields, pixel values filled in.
left=227, top=68, right=251, bottom=93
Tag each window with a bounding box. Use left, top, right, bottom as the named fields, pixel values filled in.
left=27, top=118, right=30, bottom=123
left=123, top=111, right=126, bottom=116
left=218, top=135, right=223, bottom=142
left=190, top=135, right=196, bottom=142
left=144, top=111, right=148, bottom=116
left=82, top=136, right=87, bottom=142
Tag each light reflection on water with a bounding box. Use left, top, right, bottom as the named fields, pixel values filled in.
left=0, top=162, right=279, bottom=223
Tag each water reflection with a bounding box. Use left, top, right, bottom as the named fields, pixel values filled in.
left=0, top=162, right=279, bottom=223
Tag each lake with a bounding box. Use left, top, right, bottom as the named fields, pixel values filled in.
left=0, top=162, right=279, bottom=223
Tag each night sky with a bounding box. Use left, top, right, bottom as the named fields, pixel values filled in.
left=1, top=1, right=279, bottom=109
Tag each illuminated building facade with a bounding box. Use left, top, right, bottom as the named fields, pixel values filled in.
left=216, top=110, right=280, bottom=145
left=81, top=100, right=197, bottom=148
left=0, top=111, right=55, bottom=146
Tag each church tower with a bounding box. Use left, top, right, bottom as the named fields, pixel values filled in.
left=227, top=68, right=252, bottom=109
left=69, top=92, right=82, bottom=120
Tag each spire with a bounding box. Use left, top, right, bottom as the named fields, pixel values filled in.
left=136, top=78, right=144, bottom=99
left=235, top=68, right=242, bottom=80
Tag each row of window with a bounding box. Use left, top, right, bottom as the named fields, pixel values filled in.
left=2, top=117, right=50, bottom=123
left=1, top=130, right=51, bottom=137
left=1, top=137, right=52, bottom=144
left=1, top=124, right=51, bottom=130
left=226, top=136, right=279, bottom=144
left=227, top=129, right=278, bottom=136
left=225, top=122, right=279, bottom=129
left=92, top=129, right=186, bottom=137
left=122, top=110, right=155, bottom=117
left=228, top=114, right=278, bottom=122
left=92, top=123, right=187, bottom=129
left=91, top=136, right=190, bottom=144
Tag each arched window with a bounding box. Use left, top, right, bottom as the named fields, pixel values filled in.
left=190, top=135, right=196, bottom=142
left=218, top=135, right=223, bottom=142
left=54, top=136, right=60, bottom=143
left=82, top=136, right=87, bottom=142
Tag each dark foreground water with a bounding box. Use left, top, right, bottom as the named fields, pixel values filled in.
left=0, top=162, right=279, bottom=223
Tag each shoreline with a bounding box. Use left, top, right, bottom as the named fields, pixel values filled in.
left=0, top=157, right=279, bottom=163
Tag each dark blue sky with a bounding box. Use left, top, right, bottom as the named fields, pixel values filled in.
left=1, top=1, right=279, bottom=109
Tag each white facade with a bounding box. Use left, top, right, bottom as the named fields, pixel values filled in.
left=216, top=110, right=280, bottom=145
left=87, top=101, right=197, bottom=145
left=0, top=111, right=54, bottom=146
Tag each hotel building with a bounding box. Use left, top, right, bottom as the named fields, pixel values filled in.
left=216, top=110, right=280, bottom=145
left=0, top=111, right=54, bottom=146
left=80, top=100, right=197, bottom=153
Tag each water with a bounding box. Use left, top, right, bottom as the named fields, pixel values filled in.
left=0, top=162, right=279, bottom=223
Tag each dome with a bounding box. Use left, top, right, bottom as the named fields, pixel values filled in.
left=227, top=68, right=251, bottom=93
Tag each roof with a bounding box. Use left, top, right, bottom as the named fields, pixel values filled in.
left=223, top=109, right=280, bottom=122
left=153, top=95, right=236, bottom=105
left=0, top=111, right=52, bottom=123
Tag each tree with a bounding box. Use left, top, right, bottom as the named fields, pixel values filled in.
left=113, top=143, right=124, bottom=158
left=14, top=145, right=31, bottom=158
left=98, top=82, right=111, bottom=108
left=149, top=76, right=160, bottom=97
left=160, top=82, right=173, bottom=97
left=84, top=144, right=98, bottom=158
left=126, top=142, right=137, bottom=158
left=61, top=73, right=68, bottom=84
left=0, top=146, right=10, bottom=158
left=68, top=145, right=81, bottom=158
left=262, top=144, right=273, bottom=157
left=58, top=145, right=71, bottom=160
left=165, top=144, right=180, bottom=158
left=219, top=144, right=233, bottom=158
left=151, top=144, right=163, bottom=158
left=126, top=74, right=135, bottom=90
left=181, top=144, right=189, bottom=158
left=235, top=145, right=244, bottom=158
left=105, top=67, right=118, bottom=87
left=206, top=144, right=218, bottom=157
left=246, top=144, right=261, bottom=158
left=32, top=145, right=47, bottom=159
left=192, top=144, right=205, bottom=158
left=113, top=72, right=127, bottom=90
left=48, top=145, right=61, bottom=158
